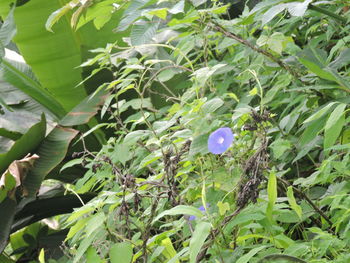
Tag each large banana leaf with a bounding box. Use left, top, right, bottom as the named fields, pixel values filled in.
left=0, top=0, right=127, bottom=111
left=0, top=91, right=106, bottom=253
left=11, top=193, right=96, bottom=233
left=0, top=114, right=46, bottom=175
left=0, top=58, right=66, bottom=119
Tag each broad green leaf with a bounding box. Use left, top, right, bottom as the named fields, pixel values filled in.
left=38, top=248, right=45, bottom=263
left=1, top=59, right=66, bottom=118
left=1, top=0, right=127, bottom=112
left=0, top=197, right=16, bottom=253
left=267, top=170, right=277, bottom=221
left=0, top=5, right=16, bottom=46
left=161, top=238, right=178, bottom=262
left=0, top=254, right=15, bottom=263
left=303, top=102, right=337, bottom=124
left=189, top=221, right=211, bottom=263
left=87, top=246, right=103, bottom=263
left=324, top=103, right=346, bottom=149
left=8, top=0, right=87, bottom=110
left=110, top=242, right=133, bottom=263
left=201, top=98, right=224, bottom=113
left=189, top=133, right=209, bottom=157
left=236, top=245, right=267, bottom=263
left=85, top=212, right=106, bottom=237
left=153, top=205, right=204, bottom=223
left=12, top=193, right=96, bottom=233
left=299, top=116, right=327, bottom=146
left=73, top=230, right=99, bottom=263
left=270, top=138, right=292, bottom=159
left=45, top=4, right=75, bottom=32
left=217, top=201, right=230, bottom=215
left=262, top=4, right=287, bottom=25
left=130, top=20, right=160, bottom=46
left=66, top=217, right=90, bottom=241
left=287, top=186, right=302, bottom=219
left=298, top=47, right=336, bottom=82
left=0, top=114, right=46, bottom=175
left=148, top=8, right=168, bottom=20
left=59, top=91, right=107, bottom=126
left=329, top=48, right=350, bottom=69
left=23, top=126, right=78, bottom=196
left=267, top=32, right=287, bottom=54
left=117, top=0, right=151, bottom=31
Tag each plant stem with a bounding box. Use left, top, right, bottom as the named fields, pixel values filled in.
left=210, top=21, right=300, bottom=78
left=309, top=4, right=347, bottom=24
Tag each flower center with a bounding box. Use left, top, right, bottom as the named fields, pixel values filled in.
left=217, top=136, right=224, bottom=144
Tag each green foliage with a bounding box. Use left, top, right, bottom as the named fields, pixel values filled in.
left=1, top=0, right=350, bottom=262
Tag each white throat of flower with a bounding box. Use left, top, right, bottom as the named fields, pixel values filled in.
left=217, top=137, right=224, bottom=144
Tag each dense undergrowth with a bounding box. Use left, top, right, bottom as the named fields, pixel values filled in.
left=1, top=0, right=350, bottom=262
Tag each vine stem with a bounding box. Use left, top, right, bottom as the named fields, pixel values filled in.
left=278, top=177, right=337, bottom=235
left=210, top=21, right=300, bottom=78
left=309, top=4, right=347, bottom=23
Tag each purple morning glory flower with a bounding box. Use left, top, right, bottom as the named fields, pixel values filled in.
left=208, top=127, right=234, bottom=154
left=189, top=204, right=209, bottom=221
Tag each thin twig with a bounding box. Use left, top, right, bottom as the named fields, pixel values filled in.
left=278, top=177, right=336, bottom=235
left=210, top=21, right=300, bottom=78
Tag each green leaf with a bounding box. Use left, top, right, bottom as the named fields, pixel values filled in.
left=45, top=4, right=75, bottom=32
left=22, top=126, right=78, bottom=196
left=38, top=248, right=45, bottom=263
left=161, top=238, right=178, bottom=262
left=153, top=205, right=204, bottom=223
left=0, top=114, right=46, bottom=175
left=236, top=245, right=267, bottom=263
left=12, top=193, right=96, bottom=233
left=270, top=138, right=292, bottom=159
left=201, top=98, right=224, bottom=113
left=85, top=212, right=106, bottom=237
left=324, top=103, right=346, bottom=149
left=267, top=170, right=277, bottom=222
left=217, top=201, right=230, bottom=216
left=9, top=0, right=87, bottom=110
left=299, top=116, right=327, bottom=146
left=189, top=221, right=211, bottom=263
left=130, top=20, right=159, bottom=46
left=329, top=48, right=350, bottom=69
left=1, top=59, right=66, bottom=118
left=59, top=91, right=107, bottom=126
left=0, top=197, right=16, bottom=253
left=298, top=47, right=337, bottom=82
left=86, top=246, right=103, bottom=263
left=0, top=254, right=15, bottom=263
left=0, top=5, right=16, bottom=46
left=287, top=186, right=302, bottom=219
left=189, top=133, right=209, bottom=157
left=148, top=8, right=168, bottom=20
left=110, top=242, right=133, bottom=263
left=73, top=230, right=99, bottom=263
left=303, top=102, right=337, bottom=124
